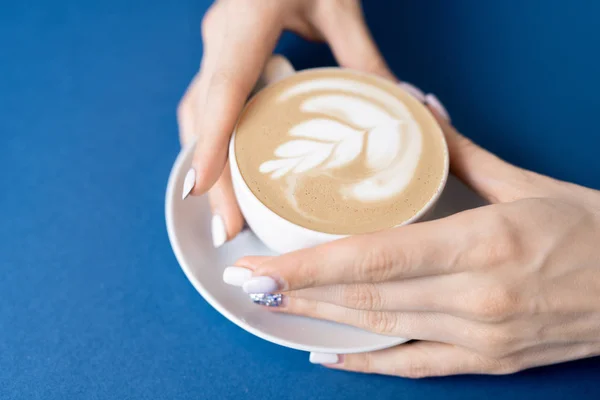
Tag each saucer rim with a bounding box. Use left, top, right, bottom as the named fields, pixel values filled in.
left=165, top=143, right=409, bottom=354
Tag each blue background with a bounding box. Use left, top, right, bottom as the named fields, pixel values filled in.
left=1, top=0, right=599, bottom=399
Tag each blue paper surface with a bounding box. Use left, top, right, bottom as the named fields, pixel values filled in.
left=1, top=1, right=599, bottom=399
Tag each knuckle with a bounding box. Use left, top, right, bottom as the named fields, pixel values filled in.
left=201, top=5, right=220, bottom=37
left=396, top=362, right=435, bottom=379
left=341, top=284, right=382, bottom=310
left=288, top=298, right=318, bottom=318
left=349, top=352, right=375, bottom=374
left=293, top=260, right=318, bottom=289
left=471, top=213, right=523, bottom=269
left=497, top=362, right=522, bottom=375
left=468, top=326, right=515, bottom=358
left=177, top=80, right=198, bottom=118
left=487, top=358, right=522, bottom=375
left=492, top=213, right=523, bottom=261
left=469, top=354, right=508, bottom=375
left=467, top=285, right=521, bottom=322
left=363, top=311, right=397, bottom=335
left=479, top=344, right=510, bottom=360
left=485, top=286, right=520, bottom=321
left=354, top=241, right=400, bottom=282
left=176, top=97, right=189, bottom=121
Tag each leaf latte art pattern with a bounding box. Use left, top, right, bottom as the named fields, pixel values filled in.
left=258, top=78, right=423, bottom=203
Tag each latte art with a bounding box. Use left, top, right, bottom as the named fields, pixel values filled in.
left=259, top=78, right=423, bottom=204
left=234, top=69, right=447, bottom=234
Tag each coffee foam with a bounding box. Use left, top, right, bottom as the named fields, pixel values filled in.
left=235, top=69, right=446, bottom=234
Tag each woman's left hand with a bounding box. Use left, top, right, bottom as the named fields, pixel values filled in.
left=223, top=110, right=600, bottom=377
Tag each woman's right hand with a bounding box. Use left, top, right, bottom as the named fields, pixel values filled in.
left=177, top=0, right=397, bottom=247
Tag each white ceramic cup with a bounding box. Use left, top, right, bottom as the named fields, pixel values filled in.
left=229, top=56, right=449, bottom=254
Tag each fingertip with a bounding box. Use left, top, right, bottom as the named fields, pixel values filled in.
left=182, top=167, right=196, bottom=200
left=227, top=206, right=246, bottom=238
left=190, top=148, right=228, bottom=196
left=209, top=210, right=244, bottom=248
left=207, top=164, right=245, bottom=245
left=425, top=93, right=451, bottom=123
left=242, top=276, right=279, bottom=294
left=309, top=352, right=343, bottom=365
left=223, top=266, right=252, bottom=287
left=398, top=82, right=426, bottom=103
left=211, top=214, right=227, bottom=248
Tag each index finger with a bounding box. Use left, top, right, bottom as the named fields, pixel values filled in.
left=186, top=2, right=284, bottom=196
left=239, top=211, right=476, bottom=294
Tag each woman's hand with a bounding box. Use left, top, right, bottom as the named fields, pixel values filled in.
left=178, top=0, right=397, bottom=247
left=224, top=108, right=600, bottom=377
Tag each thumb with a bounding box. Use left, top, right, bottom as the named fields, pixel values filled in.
left=428, top=103, right=546, bottom=203
left=184, top=3, right=284, bottom=197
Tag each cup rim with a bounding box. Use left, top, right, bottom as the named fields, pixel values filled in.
left=230, top=66, right=450, bottom=236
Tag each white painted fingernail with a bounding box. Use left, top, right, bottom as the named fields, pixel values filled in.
left=309, top=352, right=340, bottom=365
left=242, top=276, right=279, bottom=294
left=425, top=93, right=451, bottom=122
left=211, top=215, right=227, bottom=248
left=398, top=82, right=426, bottom=102
left=223, top=266, right=252, bottom=287
left=182, top=168, right=196, bottom=200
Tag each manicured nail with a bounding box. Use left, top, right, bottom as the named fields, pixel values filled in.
left=242, top=276, right=279, bottom=294
left=309, top=352, right=341, bottom=365
left=249, top=293, right=283, bottom=307
left=223, top=266, right=252, bottom=287
left=425, top=93, right=450, bottom=122
left=211, top=215, right=227, bottom=248
left=182, top=168, right=196, bottom=200
left=398, top=82, right=426, bottom=102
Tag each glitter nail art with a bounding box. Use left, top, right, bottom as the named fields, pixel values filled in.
left=249, top=293, right=282, bottom=307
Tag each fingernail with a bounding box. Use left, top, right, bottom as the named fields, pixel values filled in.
left=425, top=93, right=451, bottom=122
left=211, top=215, right=227, bottom=248
left=242, top=276, right=279, bottom=294
left=223, top=266, right=252, bottom=287
left=398, top=82, right=426, bottom=102
left=249, top=293, right=283, bottom=307
left=182, top=168, right=196, bottom=200
left=309, top=352, right=341, bottom=365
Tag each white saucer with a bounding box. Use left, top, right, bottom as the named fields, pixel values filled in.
left=165, top=144, right=486, bottom=354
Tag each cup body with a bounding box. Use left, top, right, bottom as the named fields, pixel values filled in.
left=229, top=59, right=449, bottom=254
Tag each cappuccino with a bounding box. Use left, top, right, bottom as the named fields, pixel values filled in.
left=234, top=69, right=447, bottom=234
